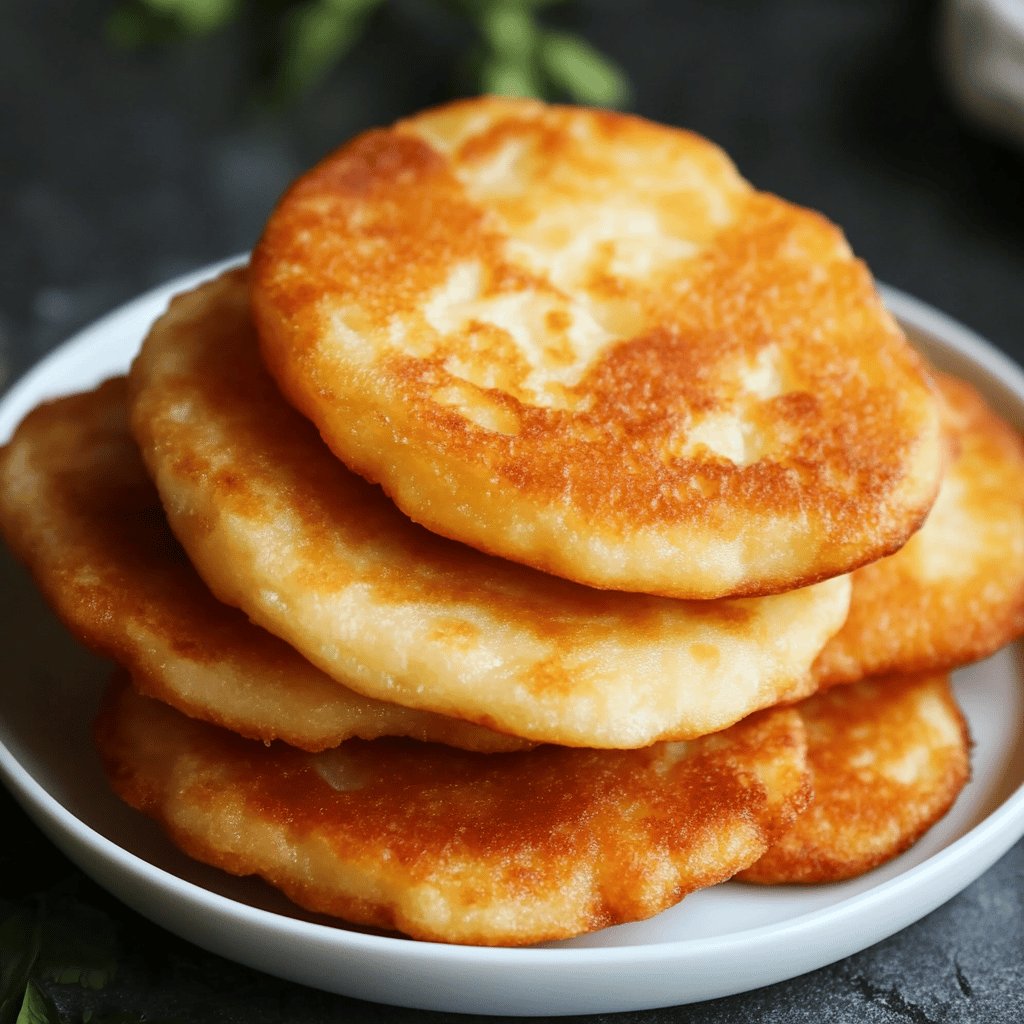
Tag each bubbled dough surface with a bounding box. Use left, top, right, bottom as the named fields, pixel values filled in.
left=129, top=270, right=852, bottom=748
left=252, top=96, right=942, bottom=598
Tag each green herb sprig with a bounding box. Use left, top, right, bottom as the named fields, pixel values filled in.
left=108, top=0, right=632, bottom=107
left=1, top=891, right=119, bottom=1024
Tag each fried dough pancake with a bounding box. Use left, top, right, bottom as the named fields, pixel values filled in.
left=128, top=269, right=851, bottom=748
left=740, top=673, right=969, bottom=884
left=815, top=374, right=1024, bottom=686
left=0, top=380, right=527, bottom=753
left=251, top=96, right=942, bottom=599
left=96, top=681, right=810, bottom=946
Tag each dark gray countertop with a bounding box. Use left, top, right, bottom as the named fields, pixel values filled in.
left=2, top=1, right=1023, bottom=1020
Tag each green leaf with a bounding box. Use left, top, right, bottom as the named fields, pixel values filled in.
left=480, top=55, right=542, bottom=98
left=324, top=0, right=382, bottom=11
left=0, top=893, right=118, bottom=1024
left=277, top=0, right=382, bottom=97
left=539, top=30, right=631, bottom=107
left=478, top=4, right=537, bottom=63
left=138, top=0, right=241, bottom=35
left=14, top=982, right=60, bottom=1024
left=0, top=906, right=42, bottom=1024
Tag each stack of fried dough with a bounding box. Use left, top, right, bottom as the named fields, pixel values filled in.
left=2, top=98, right=1023, bottom=946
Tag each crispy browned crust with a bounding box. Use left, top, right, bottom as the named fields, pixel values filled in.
left=252, top=96, right=942, bottom=598
left=95, top=681, right=810, bottom=946
left=739, top=673, right=970, bottom=884
left=815, top=374, right=1024, bottom=686
left=127, top=268, right=851, bottom=748
left=0, top=380, right=529, bottom=753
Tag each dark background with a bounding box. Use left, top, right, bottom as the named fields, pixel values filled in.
left=2, top=1, right=1023, bottom=1021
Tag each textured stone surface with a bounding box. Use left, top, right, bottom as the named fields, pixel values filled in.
left=2, top=0, right=1023, bottom=1020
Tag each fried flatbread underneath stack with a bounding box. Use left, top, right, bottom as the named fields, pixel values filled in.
left=740, top=673, right=970, bottom=884
left=95, top=681, right=811, bottom=945
left=815, top=374, right=1024, bottom=686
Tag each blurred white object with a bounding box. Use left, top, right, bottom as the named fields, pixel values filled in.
left=944, top=0, right=1024, bottom=148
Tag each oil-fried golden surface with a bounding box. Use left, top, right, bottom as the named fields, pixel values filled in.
left=96, top=681, right=810, bottom=946
left=252, top=96, right=942, bottom=599
left=0, top=380, right=528, bottom=753
left=815, top=374, right=1024, bottom=686
left=128, top=269, right=850, bottom=748
left=740, top=673, right=969, bottom=884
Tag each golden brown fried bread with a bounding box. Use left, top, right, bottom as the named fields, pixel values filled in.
left=815, top=374, right=1024, bottom=686
left=128, top=269, right=851, bottom=748
left=251, top=96, right=942, bottom=599
left=96, top=680, right=810, bottom=945
left=740, top=673, right=969, bottom=884
left=0, top=380, right=527, bottom=753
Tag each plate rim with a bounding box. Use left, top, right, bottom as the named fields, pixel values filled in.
left=3, top=717, right=1024, bottom=964
left=1, top=264, right=1023, bottom=1013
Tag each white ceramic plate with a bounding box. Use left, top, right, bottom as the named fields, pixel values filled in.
left=1, top=261, right=1023, bottom=1017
